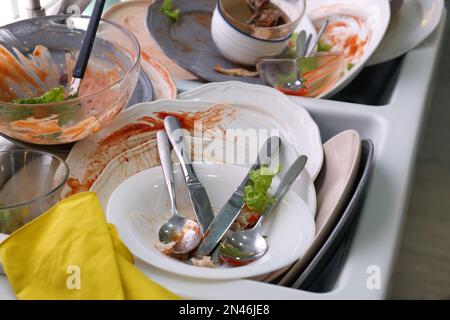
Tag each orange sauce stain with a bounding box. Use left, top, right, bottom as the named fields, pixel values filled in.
left=65, top=105, right=236, bottom=197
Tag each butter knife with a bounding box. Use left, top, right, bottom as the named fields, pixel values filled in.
left=194, top=136, right=281, bottom=257
left=164, top=116, right=215, bottom=233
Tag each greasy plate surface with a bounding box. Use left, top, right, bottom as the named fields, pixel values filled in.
left=367, top=0, right=444, bottom=66
left=103, top=0, right=178, bottom=98
left=146, top=0, right=261, bottom=84
left=90, top=140, right=159, bottom=212
left=63, top=97, right=321, bottom=215
left=107, top=164, right=315, bottom=280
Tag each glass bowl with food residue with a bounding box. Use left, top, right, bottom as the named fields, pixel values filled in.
left=0, top=16, right=141, bottom=145
left=211, top=0, right=306, bottom=65
left=256, top=52, right=346, bottom=97
left=0, top=150, right=69, bottom=238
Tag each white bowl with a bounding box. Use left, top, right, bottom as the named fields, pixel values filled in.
left=211, top=6, right=290, bottom=66
left=107, top=163, right=315, bottom=280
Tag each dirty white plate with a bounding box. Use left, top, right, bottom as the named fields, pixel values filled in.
left=65, top=83, right=322, bottom=217
left=107, top=164, right=315, bottom=280
left=367, top=0, right=444, bottom=66
left=305, top=0, right=391, bottom=97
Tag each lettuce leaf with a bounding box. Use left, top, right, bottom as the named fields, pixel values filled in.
left=161, top=0, right=180, bottom=22
left=317, top=40, right=332, bottom=52
left=243, top=165, right=279, bottom=213
left=13, top=86, right=65, bottom=104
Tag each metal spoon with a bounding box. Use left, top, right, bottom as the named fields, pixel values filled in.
left=283, top=20, right=329, bottom=91
left=157, top=130, right=202, bottom=254
left=219, top=155, right=308, bottom=265
left=306, top=19, right=329, bottom=57
left=284, top=31, right=308, bottom=91
left=295, top=31, right=307, bottom=59
left=303, top=33, right=313, bottom=57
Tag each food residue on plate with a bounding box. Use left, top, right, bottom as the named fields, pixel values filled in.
left=160, top=0, right=180, bottom=22
left=245, top=0, right=290, bottom=27
left=190, top=256, right=217, bottom=268
left=311, top=11, right=371, bottom=73
left=272, top=53, right=344, bottom=97
left=63, top=104, right=237, bottom=198
left=153, top=165, right=277, bottom=268
left=214, top=64, right=259, bottom=77
left=155, top=220, right=202, bottom=255
left=224, top=0, right=290, bottom=27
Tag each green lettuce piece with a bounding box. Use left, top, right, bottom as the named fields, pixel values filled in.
left=220, top=243, right=252, bottom=259
left=317, top=40, right=333, bottom=52
left=299, top=57, right=319, bottom=73
left=243, top=165, right=279, bottom=213
left=347, top=63, right=355, bottom=71
left=13, top=86, right=65, bottom=104
left=284, top=32, right=299, bottom=59
left=161, top=0, right=180, bottom=22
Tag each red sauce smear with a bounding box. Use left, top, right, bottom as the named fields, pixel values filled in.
left=65, top=105, right=236, bottom=197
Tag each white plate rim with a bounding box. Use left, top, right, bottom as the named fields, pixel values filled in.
left=367, top=0, right=445, bottom=66
left=178, top=81, right=324, bottom=181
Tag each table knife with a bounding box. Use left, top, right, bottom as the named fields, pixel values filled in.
left=194, top=136, right=281, bottom=257
left=164, top=116, right=215, bottom=233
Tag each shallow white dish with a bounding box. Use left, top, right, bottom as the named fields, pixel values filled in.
left=367, top=0, right=444, bottom=66
left=107, top=164, right=315, bottom=280
left=305, top=0, right=391, bottom=98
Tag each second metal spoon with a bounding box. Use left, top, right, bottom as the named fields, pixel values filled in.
left=220, top=155, right=308, bottom=265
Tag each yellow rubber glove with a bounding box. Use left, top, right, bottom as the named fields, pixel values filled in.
left=0, top=192, right=179, bottom=300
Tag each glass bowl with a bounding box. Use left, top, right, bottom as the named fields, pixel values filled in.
left=218, top=0, right=306, bottom=41
left=0, top=15, right=141, bottom=145
left=0, top=150, right=69, bottom=235
left=256, top=52, right=346, bottom=97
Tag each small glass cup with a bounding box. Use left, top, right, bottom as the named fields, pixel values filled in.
left=0, top=150, right=69, bottom=235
